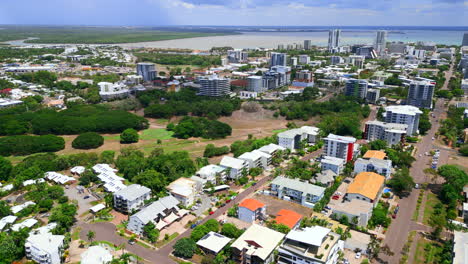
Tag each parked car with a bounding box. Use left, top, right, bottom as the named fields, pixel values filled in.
left=332, top=195, right=340, bottom=200
left=209, top=211, right=214, bottom=215
left=325, top=206, right=332, bottom=210
left=83, top=195, right=90, bottom=199
left=190, top=224, right=197, bottom=229
left=355, top=252, right=362, bottom=259
left=129, top=240, right=136, bottom=245
left=226, top=199, right=231, bottom=203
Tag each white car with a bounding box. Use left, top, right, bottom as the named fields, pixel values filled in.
left=355, top=252, right=362, bottom=259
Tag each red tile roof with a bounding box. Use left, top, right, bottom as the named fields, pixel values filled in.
left=274, top=209, right=302, bottom=229
left=239, top=198, right=265, bottom=212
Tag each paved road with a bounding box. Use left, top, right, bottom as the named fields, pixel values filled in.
left=379, top=62, right=454, bottom=263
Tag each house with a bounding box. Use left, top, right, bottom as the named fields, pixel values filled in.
left=195, top=164, right=226, bottom=184
left=45, top=172, right=75, bottom=185
left=258, top=143, right=286, bottom=156
left=274, top=209, right=303, bottom=229
left=113, top=184, right=151, bottom=214
left=270, top=176, right=326, bottom=208
left=25, top=231, right=65, bottom=264
left=81, top=246, right=113, bottom=264
left=11, top=201, right=36, bottom=214
left=12, top=218, right=38, bottom=231
left=323, top=134, right=358, bottom=162
left=127, top=196, right=187, bottom=234
left=277, top=126, right=320, bottom=150
left=238, top=198, right=266, bottom=223
left=167, top=177, right=202, bottom=207
left=320, top=156, right=346, bottom=175
left=278, top=226, right=344, bottom=264
left=231, top=224, right=285, bottom=264
left=315, top=170, right=337, bottom=187
left=0, top=215, right=17, bottom=231
left=71, top=166, right=85, bottom=175
left=453, top=231, right=468, bottom=264
left=354, top=157, right=392, bottom=178
left=196, top=232, right=232, bottom=255
left=238, top=151, right=264, bottom=169
left=89, top=204, right=106, bottom=214
left=346, top=172, right=385, bottom=205
left=220, top=156, right=249, bottom=179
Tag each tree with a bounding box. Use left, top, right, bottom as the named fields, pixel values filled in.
left=387, top=168, right=414, bottom=196
left=72, top=132, right=104, bottom=149
left=0, top=201, right=12, bottom=217
left=143, top=222, right=159, bottom=243
left=99, top=150, right=115, bottom=164
left=459, top=145, right=468, bottom=156
left=191, top=225, right=209, bottom=241
left=369, top=140, right=387, bottom=150
left=221, top=223, right=243, bottom=239
left=104, top=193, right=113, bottom=207
left=87, top=230, right=95, bottom=242
left=0, top=156, right=12, bottom=181
left=120, top=128, right=139, bottom=144
left=173, top=237, right=197, bottom=258
left=133, top=170, right=166, bottom=196
left=204, top=219, right=220, bottom=233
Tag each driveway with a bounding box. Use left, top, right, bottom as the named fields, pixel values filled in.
left=65, top=185, right=98, bottom=215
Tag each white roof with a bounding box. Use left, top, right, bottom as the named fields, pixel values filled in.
left=45, top=172, right=75, bottom=184
left=197, top=164, right=225, bottom=176
left=454, top=231, right=468, bottom=264
left=385, top=105, right=422, bottom=116
left=0, top=215, right=17, bottom=231
left=90, top=204, right=106, bottom=213
left=131, top=196, right=180, bottom=226
left=220, top=156, right=247, bottom=170
left=239, top=151, right=263, bottom=161
left=196, top=232, right=232, bottom=254
left=26, top=232, right=65, bottom=255
left=324, top=133, right=356, bottom=144
left=32, top=222, right=57, bottom=235
left=231, top=224, right=285, bottom=261
left=167, top=178, right=197, bottom=198
left=258, top=143, right=286, bottom=154
left=271, top=176, right=326, bottom=197
left=92, top=164, right=118, bottom=174
left=321, top=156, right=345, bottom=166
left=252, top=149, right=272, bottom=158
left=103, top=181, right=127, bottom=193
left=286, top=226, right=331, bottom=247
left=11, top=201, right=36, bottom=214
left=81, top=246, right=113, bottom=264
left=71, top=166, right=86, bottom=174
left=1, top=184, right=13, bottom=192
left=11, top=218, right=38, bottom=231
left=114, top=184, right=151, bottom=200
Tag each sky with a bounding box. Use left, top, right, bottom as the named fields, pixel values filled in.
left=0, top=0, right=467, bottom=26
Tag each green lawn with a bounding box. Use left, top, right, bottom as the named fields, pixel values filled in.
left=155, top=233, right=179, bottom=248
left=423, top=192, right=440, bottom=225
left=140, top=128, right=174, bottom=141
left=272, top=128, right=288, bottom=133
left=103, top=135, right=120, bottom=140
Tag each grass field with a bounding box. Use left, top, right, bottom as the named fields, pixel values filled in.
left=0, top=26, right=232, bottom=44
left=423, top=192, right=440, bottom=225
left=140, top=128, right=174, bottom=141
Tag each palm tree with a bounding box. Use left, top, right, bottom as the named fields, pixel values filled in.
left=86, top=230, right=95, bottom=243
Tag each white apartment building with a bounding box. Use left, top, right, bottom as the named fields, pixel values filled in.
left=323, top=134, right=358, bottom=162
left=113, top=184, right=151, bottom=214
left=219, top=156, right=249, bottom=179
left=384, top=105, right=422, bottom=135
left=238, top=151, right=264, bottom=169
left=354, top=158, right=393, bottom=178
left=278, top=226, right=344, bottom=264
left=98, top=82, right=130, bottom=100
left=195, top=164, right=226, bottom=184
left=81, top=246, right=113, bottom=264
left=198, top=75, right=230, bottom=97
left=407, top=80, right=435, bottom=109
left=127, top=196, right=182, bottom=234
left=320, top=156, right=346, bottom=175
left=167, top=177, right=202, bottom=207
left=270, top=176, right=325, bottom=208
left=258, top=143, right=286, bottom=156
left=252, top=149, right=272, bottom=168
left=364, top=120, right=408, bottom=146
left=298, top=55, right=311, bottom=64
left=25, top=231, right=65, bottom=264
left=277, top=126, right=320, bottom=150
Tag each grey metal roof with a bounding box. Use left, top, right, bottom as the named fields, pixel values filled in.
left=114, top=184, right=151, bottom=201
left=132, top=196, right=179, bottom=225
left=271, top=176, right=326, bottom=197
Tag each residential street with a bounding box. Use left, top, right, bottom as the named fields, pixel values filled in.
left=379, top=62, right=454, bottom=263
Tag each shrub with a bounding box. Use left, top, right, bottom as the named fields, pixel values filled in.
left=120, top=128, right=139, bottom=144
left=72, top=132, right=104, bottom=149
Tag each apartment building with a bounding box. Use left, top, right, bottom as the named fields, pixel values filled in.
left=270, top=176, right=326, bottom=208
left=258, top=143, right=286, bottom=156
left=364, top=120, right=408, bottom=146
left=345, top=79, right=368, bottom=99
left=238, top=151, right=264, bottom=169
left=354, top=151, right=392, bottom=178
left=277, top=126, right=320, bottom=150
left=323, top=134, right=358, bottom=162
left=136, top=62, right=157, bottom=82
left=346, top=172, right=385, bottom=205
left=247, top=76, right=263, bottom=93
left=320, top=156, right=346, bottom=175
left=238, top=198, right=266, bottom=223
left=384, top=105, right=422, bottom=135
left=113, top=184, right=151, bottom=214
left=219, top=156, right=249, bottom=179
left=195, top=164, right=226, bottom=184
left=278, top=226, right=344, bottom=264
left=407, top=80, right=435, bottom=109
left=198, top=75, right=230, bottom=97
left=167, top=177, right=202, bottom=207
left=25, top=231, right=65, bottom=264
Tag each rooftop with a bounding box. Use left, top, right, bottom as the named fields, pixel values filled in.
left=258, top=143, right=286, bottom=154
left=196, top=232, right=232, bottom=254
left=114, top=184, right=151, bottom=201
left=453, top=231, right=468, bottom=264
left=271, top=176, right=326, bottom=197
left=239, top=198, right=265, bottom=211
left=347, top=172, right=385, bottom=200
left=324, top=134, right=356, bottom=144
left=321, top=156, right=345, bottom=166
left=275, top=209, right=303, bottom=229
left=385, top=105, right=422, bottom=116
left=81, top=245, right=113, bottom=264
left=131, top=196, right=179, bottom=225
left=26, top=232, right=65, bottom=254
left=231, top=224, right=285, bottom=261
left=363, top=150, right=386, bottom=160
left=220, top=156, right=247, bottom=170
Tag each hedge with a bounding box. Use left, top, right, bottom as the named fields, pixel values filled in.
left=0, top=135, right=65, bottom=156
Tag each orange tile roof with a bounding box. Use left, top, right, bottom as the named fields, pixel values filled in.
left=347, top=172, right=385, bottom=200
left=275, top=209, right=302, bottom=229
left=239, top=198, right=265, bottom=212
left=363, top=150, right=386, bottom=160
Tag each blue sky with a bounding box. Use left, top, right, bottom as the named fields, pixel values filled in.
left=0, top=0, right=467, bottom=26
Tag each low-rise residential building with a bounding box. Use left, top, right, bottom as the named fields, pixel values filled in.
left=238, top=151, right=264, bottom=169
left=354, top=157, right=392, bottom=178
left=346, top=172, right=385, bottom=205
left=323, top=134, right=358, bottom=162
left=278, top=226, right=344, bottom=264
left=277, top=126, right=320, bottom=150
left=196, top=232, right=232, bottom=255
left=92, top=164, right=126, bottom=193
left=12, top=218, right=38, bottom=231
left=252, top=149, right=272, bottom=167
left=231, top=224, right=285, bottom=264
left=274, top=209, right=303, bottom=229
left=220, top=156, right=249, bottom=179
left=320, top=156, right=346, bottom=175
left=238, top=198, right=267, bottom=223
left=25, top=231, right=65, bottom=264
left=270, top=176, right=326, bottom=208
left=258, top=143, right=286, bottom=156
left=45, top=172, right=75, bottom=185
left=331, top=199, right=374, bottom=227
left=113, top=184, right=151, bottom=214
left=167, top=177, right=202, bottom=207
left=98, top=81, right=130, bottom=100
left=315, top=170, right=337, bottom=187
left=81, top=245, right=113, bottom=264
left=364, top=120, right=408, bottom=146
left=0, top=215, right=17, bottom=231
left=11, top=201, right=36, bottom=214
left=127, top=196, right=185, bottom=234
left=195, top=164, right=226, bottom=184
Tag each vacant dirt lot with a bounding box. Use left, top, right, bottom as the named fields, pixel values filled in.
left=252, top=193, right=315, bottom=218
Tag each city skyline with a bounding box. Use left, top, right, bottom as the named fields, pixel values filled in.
left=0, top=0, right=467, bottom=26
